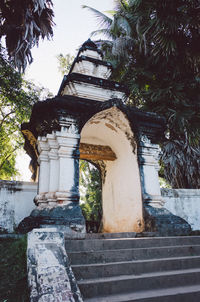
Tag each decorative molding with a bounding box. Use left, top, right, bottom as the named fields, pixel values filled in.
left=80, top=49, right=102, bottom=60
left=63, top=81, right=127, bottom=102
left=71, top=58, right=112, bottom=79
left=140, top=134, right=152, bottom=145
left=79, top=143, right=116, bottom=161
left=59, top=117, right=80, bottom=135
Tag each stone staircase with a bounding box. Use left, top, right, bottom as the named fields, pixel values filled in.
left=65, top=235, right=200, bottom=301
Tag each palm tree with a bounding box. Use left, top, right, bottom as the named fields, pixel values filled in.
left=83, top=0, right=200, bottom=188
left=83, top=3, right=134, bottom=65
left=0, top=0, right=54, bottom=71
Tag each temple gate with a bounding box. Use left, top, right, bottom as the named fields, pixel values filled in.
left=19, top=40, right=191, bottom=236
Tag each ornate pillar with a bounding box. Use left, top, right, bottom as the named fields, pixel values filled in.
left=19, top=118, right=85, bottom=236
left=46, top=132, right=59, bottom=206
left=138, top=134, right=191, bottom=236
left=138, top=135, right=164, bottom=208
left=35, top=137, right=50, bottom=207
left=55, top=118, right=80, bottom=204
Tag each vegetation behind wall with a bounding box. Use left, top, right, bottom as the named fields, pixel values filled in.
left=0, top=235, right=29, bottom=302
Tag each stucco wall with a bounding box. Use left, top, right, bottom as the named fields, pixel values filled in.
left=0, top=180, right=200, bottom=233
left=0, top=180, right=37, bottom=232
left=162, top=188, right=200, bottom=231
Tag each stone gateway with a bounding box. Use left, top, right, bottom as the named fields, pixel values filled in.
left=19, top=40, right=191, bottom=236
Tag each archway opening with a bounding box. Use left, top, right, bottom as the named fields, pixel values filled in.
left=80, top=106, right=144, bottom=233
left=79, top=160, right=102, bottom=233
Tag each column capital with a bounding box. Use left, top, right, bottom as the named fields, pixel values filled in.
left=37, top=136, right=50, bottom=153
left=47, top=132, right=59, bottom=160
left=56, top=134, right=79, bottom=146
left=55, top=127, right=80, bottom=159
left=138, top=134, right=161, bottom=167
left=138, top=134, right=159, bottom=149
left=58, top=116, right=80, bottom=137
left=47, top=132, right=58, bottom=147
left=48, top=150, right=59, bottom=161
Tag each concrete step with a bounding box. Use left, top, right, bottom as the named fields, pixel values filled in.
left=84, top=285, right=200, bottom=302
left=65, top=236, right=200, bottom=252
left=78, top=268, right=200, bottom=299
left=68, top=244, right=200, bottom=265
left=85, top=232, right=137, bottom=239
left=72, top=255, right=200, bottom=280
left=84, top=232, right=157, bottom=239
left=66, top=236, right=200, bottom=300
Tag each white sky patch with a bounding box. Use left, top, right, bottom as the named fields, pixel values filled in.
left=25, top=0, right=115, bottom=95
left=16, top=150, right=32, bottom=181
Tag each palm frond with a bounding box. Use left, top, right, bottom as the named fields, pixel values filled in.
left=90, top=29, right=117, bottom=40
left=115, top=15, right=132, bottom=36
left=82, top=5, right=113, bottom=28
left=104, top=10, right=116, bottom=16
left=161, top=140, right=200, bottom=189
left=112, top=36, right=134, bottom=58
left=0, top=0, right=54, bottom=72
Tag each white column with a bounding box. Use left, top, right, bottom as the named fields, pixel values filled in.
left=138, top=135, right=164, bottom=208
left=35, top=136, right=50, bottom=206
left=45, top=132, right=59, bottom=206
left=55, top=118, right=80, bottom=205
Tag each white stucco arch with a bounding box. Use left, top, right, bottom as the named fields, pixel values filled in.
left=80, top=107, right=144, bottom=233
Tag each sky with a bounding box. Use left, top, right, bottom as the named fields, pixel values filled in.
left=25, top=0, right=115, bottom=95
left=17, top=0, right=115, bottom=181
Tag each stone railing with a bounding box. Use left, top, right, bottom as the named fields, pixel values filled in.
left=27, top=228, right=83, bottom=301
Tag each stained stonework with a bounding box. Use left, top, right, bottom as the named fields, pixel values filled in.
left=0, top=200, right=14, bottom=233
left=79, top=143, right=116, bottom=161
left=27, top=229, right=83, bottom=302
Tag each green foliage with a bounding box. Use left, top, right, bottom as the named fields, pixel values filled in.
left=0, top=0, right=55, bottom=178
left=159, top=177, right=171, bottom=189
left=0, top=235, right=29, bottom=302
left=0, top=47, right=51, bottom=180
left=84, top=0, right=200, bottom=188
left=56, top=53, right=74, bottom=76
left=0, top=128, right=18, bottom=180
left=79, top=160, right=102, bottom=232
left=0, top=0, right=54, bottom=71
left=161, top=140, right=200, bottom=189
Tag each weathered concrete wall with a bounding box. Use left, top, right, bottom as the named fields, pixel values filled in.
left=162, top=189, right=200, bottom=231
left=27, top=228, right=82, bottom=302
left=0, top=180, right=36, bottom=232
left=0, top=179, right=200, bottom=233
